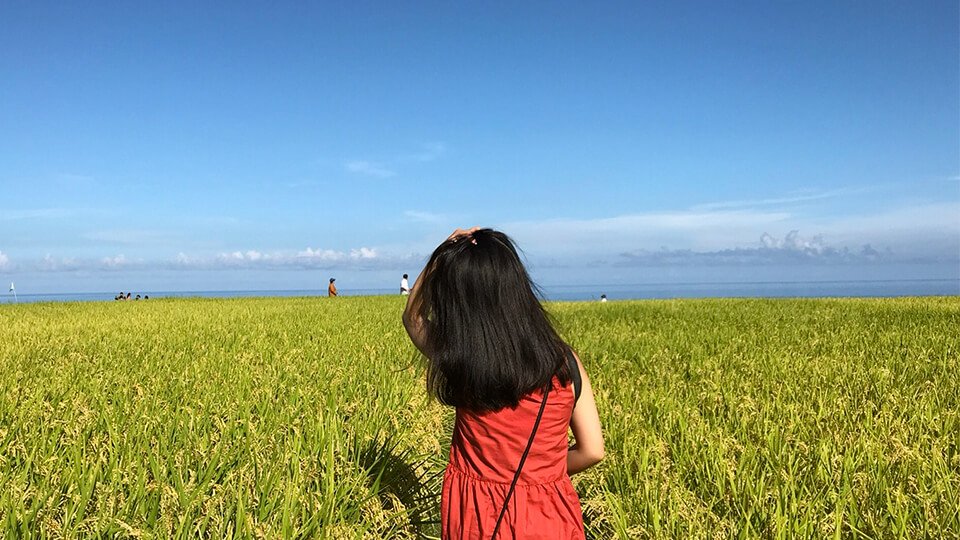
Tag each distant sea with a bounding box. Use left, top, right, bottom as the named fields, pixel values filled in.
left=3, top=279, right=958, bottom=304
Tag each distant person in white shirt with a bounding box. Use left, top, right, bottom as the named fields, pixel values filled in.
left=401, top=274, right=410, bottom=295
left=600, top=294, right=607, bottom=302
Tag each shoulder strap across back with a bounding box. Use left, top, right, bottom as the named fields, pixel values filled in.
left=567, top=349, right=582, bottom=404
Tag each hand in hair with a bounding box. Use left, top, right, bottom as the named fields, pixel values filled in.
left=446, top=226, right=481, bottom=243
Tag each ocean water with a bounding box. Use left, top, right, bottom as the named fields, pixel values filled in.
left=539, top=279, right=960, bottom=301
left=2, top=279, right=958, bottom=304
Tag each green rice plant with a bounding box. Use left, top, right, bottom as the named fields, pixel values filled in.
left=0, top=295, right=957, bottom=538
left=553, top=297, right=959, bottom=538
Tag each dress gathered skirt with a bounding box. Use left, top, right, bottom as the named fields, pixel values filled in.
left=441, top=377, right=585, bottom=540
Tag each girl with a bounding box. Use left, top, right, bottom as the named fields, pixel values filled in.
left=403, top=228, right=604, bottom=540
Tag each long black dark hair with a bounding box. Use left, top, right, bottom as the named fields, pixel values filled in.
left=413, top=228, right=571, bottom=412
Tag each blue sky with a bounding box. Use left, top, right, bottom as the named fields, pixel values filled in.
left=1, top=1, right=958, bottom=294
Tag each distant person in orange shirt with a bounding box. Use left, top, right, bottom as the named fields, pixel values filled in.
left=328, top=277, right=338, bottom=297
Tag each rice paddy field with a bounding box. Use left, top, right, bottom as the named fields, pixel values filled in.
left=0, top=295, right=957, bottom=539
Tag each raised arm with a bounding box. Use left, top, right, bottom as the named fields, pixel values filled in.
left=567, top=351, right=604, bottom=474
left=402, top=266, right=432, bottom=358
left=402, top=227, right=480, bottom=358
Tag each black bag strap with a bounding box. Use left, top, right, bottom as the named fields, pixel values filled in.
left=491, top=385, right=550, bottom=539
left=567, top=349, right=582, bottom=405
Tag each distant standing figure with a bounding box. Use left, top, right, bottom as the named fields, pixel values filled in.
left=135, top=294, right=141, bottom=300
left=126, top=292, right=132, bottom=300
left=400, top=274, right=410, bottom=295
left=328, top=278, right=338, bottom=297
left=600, top=294, right=607, bottom=303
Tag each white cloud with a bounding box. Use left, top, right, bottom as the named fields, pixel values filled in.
left=295, top=246, right=377, bottom=263
left=618, top=231, right=892, bottom=267
left=502, top=200, right=959, bottom=265
left=36, top=255, right=79, bottom=272
left=408, top=142, right=446, bottom=162
left=284, top=180, right=318, bottom=188
left=692, top=192, right=840, bottom=211
left=0, top=247, right=395, bottom=274
left=351, top=247, right=377, bottom=259
left=811, top=202, right=960, bottom=259
left=219, top=252, right=247, bottom=264
left=0, top=208, right=84, bottom=221
left=346, top=160, right=396, bottom=178
left=101, top=254, right=129, bottom=267
left=404, top=210, right=445, bottom=223
left=16, top=253, right=146, bottom=271
left=504, top=209, right=792, bottom=255
left=8, top=195, right=956, bottom=276
left=83, top=229, right=171, bottom=244
left=346, top=142, right=446, bottom=178
left=205, top=251, right=273, bottom=266
left=689, top=186, right=890, bottom=212
left=759, top=230, right=824, bottom=252
left=297, top=247, right=345, bottom=261
left=168, top=246, right=394, bottom=271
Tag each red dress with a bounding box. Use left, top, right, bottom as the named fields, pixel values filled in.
left=441, top=377, right=584, bottom=539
